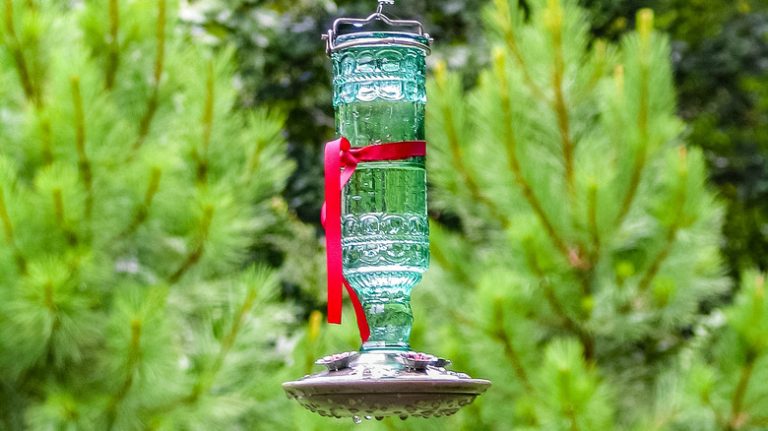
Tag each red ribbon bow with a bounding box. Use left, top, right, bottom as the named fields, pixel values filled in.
left=322, top=137, right=427, bottom=341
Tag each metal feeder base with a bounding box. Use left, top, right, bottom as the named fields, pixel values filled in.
left=283, top=351, right=491, bottom=420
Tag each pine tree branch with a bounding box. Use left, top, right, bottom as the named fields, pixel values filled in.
left=548, top=6, right=575, bottom=198
left=188, top=283, right=260, bottom=403
left=117, top=167, right=162, bottom=239
left=637, top=222, right=677, bottom=293
left=52, top=188, right=65, bottom=226
left=490, top=299, right=534, bottom=393
left=554, top=357, right=583, bottom=431
left=494, top=0, right=546, bottom=101
left=638, top=148, right=688, bottom=293
left=577, top=183, right=601, bottom=302
left=5, top=0, right=53, bottom=164
left=105, top=318, right=143, bottom=430
left=41, top=280, right=63, bottom=370
left=526, top=244, right=572, bottom=322
left=52, top=188, right=77, bottom=246
left=564, top=406, right=581, bottom=431
left=38, top=110, right=53, bottom=165
left=587, top=183, right=600, bottom=260
left=0, top=188, right=27, bottom=273
left=582, top=40, right=607, bottom=99
left=147, top=282, right=261, bottom=416
left=105, top=0, right=120, bottom=90
left=524, top=243, right=596, bottom=361
left=195, top=61, right=215, bottom=184
left=726, top=351, right=758, bottom=431
left=545, top=278, right=595, bottom=361
left=447, top=305, right=542, bottom=401
left=43, top=279, right=55, bottom=313
left=492, top=324, right=534, bottom=393
left=3, top=0, right=37, bottom=103
left=243, top=136, right=265, bottom=182
left=429, top=235, right=473, bottom=287
left=494, top=49, right=572, bottom=262
left=749, top=417, right=768, bottom=427
left=434, top=62, right=509, bottom=228
left=168, top=205, right=214, bottom=283
left=615, top=81, right=648, bottom=227
left=133, top=0, right=166, bottom=151
left=71, top=76, right=93, bottom=220
left=615, top=11, right=653, bottom=228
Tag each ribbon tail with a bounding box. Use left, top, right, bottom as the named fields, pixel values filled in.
left=344, top=280, right=370, bottom=342
left=324, top=138, right=343, bottom=325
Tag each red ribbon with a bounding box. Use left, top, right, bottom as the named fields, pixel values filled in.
left=322, top=137, right=427, bottom=342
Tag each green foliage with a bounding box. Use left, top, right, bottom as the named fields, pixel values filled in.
left=0, top=0, right=293, bottom=429
left=629, top=271, right=768, bottom=431
left=578, top=0, right=768, bottom=275
left=419, top=0, right=743, bottom=428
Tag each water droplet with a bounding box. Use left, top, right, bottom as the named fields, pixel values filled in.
left=352, top=416, right=362, bottom=424
left=376, top=416, right=384, bottom=421
left=364, top=416, right=372, bottom=421
left=399, top=415, right=408, bottom=420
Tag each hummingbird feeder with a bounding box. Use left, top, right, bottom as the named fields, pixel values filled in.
left=283, top=0, right=491, bottom=421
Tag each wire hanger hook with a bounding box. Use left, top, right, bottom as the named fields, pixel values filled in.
left=322, top=0, right=431, bottom=54
left=376, top=0, right=395, bottom=15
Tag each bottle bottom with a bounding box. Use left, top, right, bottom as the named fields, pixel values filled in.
left=345, top=268, right=422, bottom=351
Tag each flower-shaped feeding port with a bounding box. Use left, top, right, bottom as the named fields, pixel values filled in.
left=397, top=352, right=451, bottom=370
left=398, top=352, right=436, bottom=370
left=316, top=352, right=360, bottom=371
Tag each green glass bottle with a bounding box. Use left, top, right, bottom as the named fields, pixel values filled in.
left=331, top=32, right=430, bottom=351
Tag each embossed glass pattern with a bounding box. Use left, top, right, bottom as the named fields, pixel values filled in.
left=332, top=32, right=429, bottom=351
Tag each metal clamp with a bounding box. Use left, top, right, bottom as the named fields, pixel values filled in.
left=322, top=0, right=432, bottom=54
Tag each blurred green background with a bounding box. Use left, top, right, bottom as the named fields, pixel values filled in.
left=1, top=0, right=767, bottom=429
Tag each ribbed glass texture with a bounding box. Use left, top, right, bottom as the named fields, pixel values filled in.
left=331, top=33, right=429, bottom=351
